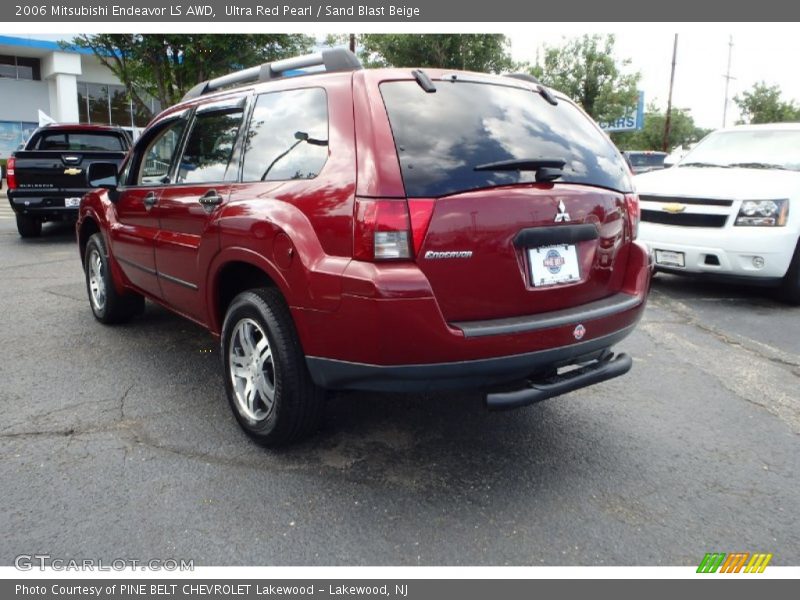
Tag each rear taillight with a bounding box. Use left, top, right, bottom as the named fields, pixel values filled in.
left=6, top=157, right=16, bottom=190
left=353, top=197, right=436, bottom=261
left=354, top=198, right=412, bottom=261
left=625, top=193, right=640, bottom=240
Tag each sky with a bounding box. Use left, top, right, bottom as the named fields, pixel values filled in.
left=507, top=24, right=800, bottom=129
left=21, top=24, right=800, bottom=131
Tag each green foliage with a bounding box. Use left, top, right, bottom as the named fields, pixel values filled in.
left=355, top=34, right=514, bottom=73
left=70, top=34, right=314, bottom=120
left=612, top=106, right=710, bottom=151
left=530, top=34, right=640, bottom=123
left=734, top=82, right=800, bottom=124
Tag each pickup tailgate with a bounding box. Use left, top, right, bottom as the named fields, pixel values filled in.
left=13, top=150, right=126, bottom=192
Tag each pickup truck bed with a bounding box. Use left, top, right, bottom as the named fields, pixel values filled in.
left=7, top=124, right=130, bottom=237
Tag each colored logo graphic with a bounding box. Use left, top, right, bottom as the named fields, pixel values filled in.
left=573, top=324, right=586, bottom=340
left=696, top=552, right=773, bottom=573
left=543, top=249, right=566, bottom=274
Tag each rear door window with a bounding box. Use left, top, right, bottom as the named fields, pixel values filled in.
left=241, top=88, right=329, bottom=182
left=380, top=80, right=631, bottom=197
left=176, top=107, right=244, bottom=184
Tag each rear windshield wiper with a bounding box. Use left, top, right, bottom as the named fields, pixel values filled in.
left=679, top=161, right=729, bottom=168
left=474, top=158, right=566, bottom=183
left=726, top=162, right=789, bottom=170
left=474, top=158, right=566, bottom=171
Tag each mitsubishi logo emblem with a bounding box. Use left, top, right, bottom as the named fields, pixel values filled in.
left=555, top=199, right=571, bottom=223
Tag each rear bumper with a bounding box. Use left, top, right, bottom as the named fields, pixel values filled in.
left=8, top=192, right=80, bottom=220
left=296, top=240, right=651, bottom=392
left=306, top=325, right=636, bottom=392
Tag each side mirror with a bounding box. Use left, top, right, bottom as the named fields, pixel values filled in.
left=88, top=162, right=119, bottom=190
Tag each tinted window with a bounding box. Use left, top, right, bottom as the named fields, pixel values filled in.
left=241, top=88, right=329, bottom=182
left=380, top=81, right=631, bottom=197
left=627, top=153, right=666, bottom=167
left=36, top=131, right=126, bottom=151
left=177, top=109, right=244, bottom=184
left=137, top=120, right=187, bottom=185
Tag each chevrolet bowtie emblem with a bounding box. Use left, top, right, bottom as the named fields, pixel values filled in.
left=63, top=168, right=83, bottom=176
left=662, top=203, right=687, bottom=214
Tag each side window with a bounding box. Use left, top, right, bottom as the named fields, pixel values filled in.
left=176, top=108, right=244, bottom=184
left=137, top=120, right=186, bottom=186
left=241, top=88, right=329, bottom=182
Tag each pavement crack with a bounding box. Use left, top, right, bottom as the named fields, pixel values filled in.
left=44, top=289, right=83, bottom=302
left=119, top=383, right=135, bottom=421
left=0, top=428, right=77, bottom=439
left=648, top=291, right=800, bottom=369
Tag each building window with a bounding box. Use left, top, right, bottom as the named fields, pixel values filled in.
left=0, top=55, right=41, bottom=80
left=76, top=82, right=160, bottom=128
left=0, top=121, right=38, bottom=158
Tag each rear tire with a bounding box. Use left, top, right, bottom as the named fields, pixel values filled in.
left=221, top=287, right=325, bottom=447
left=779, top=239, right=800, bottom=305
left=84, top=233, right=145, bottom=324
left=16, top=214, right=42, bottom=238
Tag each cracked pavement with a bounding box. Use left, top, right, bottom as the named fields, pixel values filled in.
left=0, top=220, right=798, bottom=566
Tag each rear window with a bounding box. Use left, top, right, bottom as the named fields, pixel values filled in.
left=380, top=80, right=630, bottom=197
left=627, top=153, right=666, bottom=167
left=35, top=131, right=126, bottom=152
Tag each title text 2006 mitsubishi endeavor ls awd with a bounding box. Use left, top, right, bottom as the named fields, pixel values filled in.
left=77, top=49, right=651, bottom=446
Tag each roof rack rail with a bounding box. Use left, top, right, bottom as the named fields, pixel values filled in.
left=181, top=47, right=362, bottom=102
left=504, top=73, right=542, bottom=85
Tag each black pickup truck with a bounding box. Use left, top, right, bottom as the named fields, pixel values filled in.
left=7, top=124, right=131, bottom=237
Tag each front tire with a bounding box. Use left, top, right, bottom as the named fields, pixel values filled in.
left=84, top=233, right=145, bottom=323
left=221, top=288, right=325, bottom=447
left=16, top=214, right=42, bottom=238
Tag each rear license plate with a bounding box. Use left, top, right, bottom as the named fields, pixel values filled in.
left=654, top=249, right=685, bottom=268
left=528, top=244, right=580, bottom=286
left=64, top=197, right=81, bottom=208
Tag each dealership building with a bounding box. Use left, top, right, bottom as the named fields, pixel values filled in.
left=0, top=35, right=157, bottom=158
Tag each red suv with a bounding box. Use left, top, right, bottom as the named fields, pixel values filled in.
left=77, top=49, right=651, bottom=446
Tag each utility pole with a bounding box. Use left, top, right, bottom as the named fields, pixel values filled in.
left=663, top=34, right=678, bottom=153
left=722, top=36, right=735, bottom=127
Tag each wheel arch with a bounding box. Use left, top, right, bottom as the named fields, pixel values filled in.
left=207, top=249, right=292, bottom=336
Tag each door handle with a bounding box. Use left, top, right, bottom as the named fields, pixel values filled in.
left=198, top=190, right=223, bottom=208
left=198, top=190, right=224, bottom=213
left=143, top=192, right=157, bottom=209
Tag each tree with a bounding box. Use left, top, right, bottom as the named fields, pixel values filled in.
left=530, top=34, right=640, bottom=123
left=70, top=34, right=314, bottom=120
left=353, top=34, right=514, bottom=73
left=734, top=82, right=800, bottom=124
left=612, top=106, right=711, bottom=151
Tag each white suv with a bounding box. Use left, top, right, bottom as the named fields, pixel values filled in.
left=635, top=123, right=800, bottom=303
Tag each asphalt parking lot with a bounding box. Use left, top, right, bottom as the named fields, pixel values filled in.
left=0, top=210, right=798, bottom=566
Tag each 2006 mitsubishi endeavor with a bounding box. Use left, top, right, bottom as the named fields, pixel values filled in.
left=77, top=48, right=651, bottom=446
